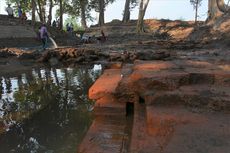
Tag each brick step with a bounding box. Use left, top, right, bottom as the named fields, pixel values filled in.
left=89, top=68, right=122, bottom=100
left=124, top=61, right=230, bottom=96
left=94, top=94, right=126, bottom=116
left=144, top=85, right=230, bottom=111
left=130, top=105, right=230, bottom=153
left=129, top=102, right=159, bottom=153
left=0, top=25, right=36, bottom=38
left=78, top=115, right=128, bottom=153
left=145, top=106, right=230, bottom=153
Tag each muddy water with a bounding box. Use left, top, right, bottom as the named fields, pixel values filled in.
left=0, top=65, right=102, bottom=153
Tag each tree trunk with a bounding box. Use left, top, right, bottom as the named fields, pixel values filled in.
left=123, top=0, right=130, bottom=23
left=98, top=0, right=105, bottom=26
left=59, top=0, right=63, bottom=29
left=80, top=0, right=87, bottom=29
left=137, top=0, right=150, bottom=33
left=37, top=0, right=44, bottom=22
left=31, top=0, right=36, bottom=26
left=216, top=0, right=230, bottom=13
left=195, top=0, right=199, bottom=23
left=42, top=4, right=46, bottom=22
left=0, top=78, right=2, bottom=99
left=207, top=0, right=222, bottom=21
left=47, top=0, right=53, bottom=26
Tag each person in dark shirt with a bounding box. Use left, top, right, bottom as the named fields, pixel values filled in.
left=52, top=20, right=57, bottom=27
left=20, top=12, right=27, bottom=24
left=18, top=5, right=22, bottom=18
left=97, top=30, right=106, bottom=43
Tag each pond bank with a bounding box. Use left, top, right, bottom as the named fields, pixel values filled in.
left=1, top=39, right=230, bottom=152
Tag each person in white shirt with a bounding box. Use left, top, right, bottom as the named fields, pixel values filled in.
left=81, top=33, right=90, bottom=43
left=5, top=4, right=14, bottom=17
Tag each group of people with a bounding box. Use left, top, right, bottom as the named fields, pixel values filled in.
left=81, top=30, right=107, bottom=44
left=5, top=3, right=106, bottom=49
left=5, top=4, right=27, bottom=24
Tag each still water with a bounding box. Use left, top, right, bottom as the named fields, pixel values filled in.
left=0, top=65, right=102, bottom=153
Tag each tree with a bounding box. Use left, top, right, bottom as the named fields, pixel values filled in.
left=64, top=0, right=91, bottom=29
left=47, top=0, right=54, bottom=26
left=207, top=0, right=222, bottom=21
left=36, top=0, right=46, bottom=23
left=59, top=0, right=63, bottom=29
left=136, top=0, right=150, bottom=33
left=216, top=0, right=230, bottom=13
left=90, top=0, right=116, bottom=26
left=122, top=0, right=138, bottom=23
left=71, top=0, right=90, bottom=29
left=79, top=0, right=88, bottom=28
left=123, top=0, right=131, bottom=23
left=31, top=0, right=36, bottom=25
left=98, top=0, right=105, bottom=26
left=190, top=0, right=202, bottom=24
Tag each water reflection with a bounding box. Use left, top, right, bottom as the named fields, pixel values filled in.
left=0, top=65, right=102, bottom=153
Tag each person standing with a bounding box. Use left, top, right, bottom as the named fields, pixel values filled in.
left=52, top=20, right=57, bottom=27
left=66, top=23, right=70, bottom=32
left=5, top=4, right=14, bottom=17
left=70, top=23, right=74, bottom=31
left=56, top=19, right=60, bottom=28
left=97, top=30, right=106, bottom=43
left=18, top=5, right=22, bottom=18
left=47, top=15, right=51, bottom=26
left=20, top=12, right=27, bottom=24
left=40, top=24, right=49, bottom=50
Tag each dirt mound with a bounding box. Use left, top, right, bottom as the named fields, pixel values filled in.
left=188, top=14, right=230, bottom=47
left=0, top=48, right=22, bottom=57
left=88, top=17, right=230, bottom=49
left=87, top=19, right=196, bottom=41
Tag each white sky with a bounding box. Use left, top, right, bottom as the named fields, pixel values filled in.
left=0, top=0, right=209, bottom=23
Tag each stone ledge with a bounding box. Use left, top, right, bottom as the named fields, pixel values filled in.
left=94, top=94, right=126, bottom=116
left=89, top=69, right=122, bottom=100
left=78, top=116, right=127, bottom=153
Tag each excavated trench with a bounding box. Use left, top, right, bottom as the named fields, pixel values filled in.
left=0, top=53, right=229, bottom=153
left=0, top=45, right=229, bottom=153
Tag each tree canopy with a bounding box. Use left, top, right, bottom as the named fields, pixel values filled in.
left=4, top=0, right=230, bottom=32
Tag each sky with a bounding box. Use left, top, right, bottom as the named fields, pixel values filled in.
left=0, top=0, right=209, bottom=24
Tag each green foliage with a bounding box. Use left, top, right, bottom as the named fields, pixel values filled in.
left=58, top=0, right=93, bottom=24
left=90, top=0, right=116, bottom=12
left=55, top=0, right=69, bottom=17
left=64, top=17, right=84, bottom=31
left=6, top=0, right=31, bottom=13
